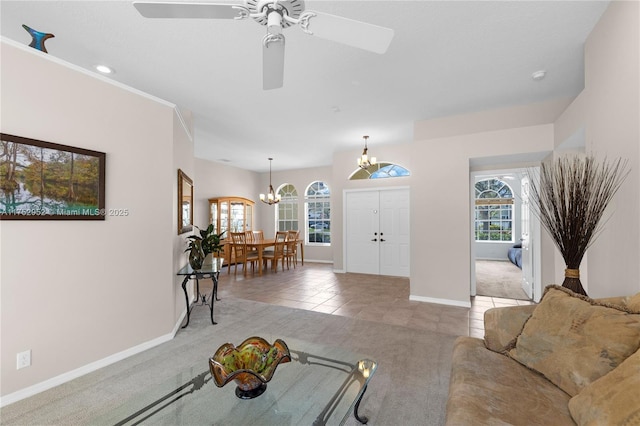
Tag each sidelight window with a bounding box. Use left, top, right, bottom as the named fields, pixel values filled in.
left=305, top=181, right=330, bottom=245
left=276, top=184, right=298, bottom=232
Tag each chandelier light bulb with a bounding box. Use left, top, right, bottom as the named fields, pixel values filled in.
left=358, top=135, right=376, bottom=169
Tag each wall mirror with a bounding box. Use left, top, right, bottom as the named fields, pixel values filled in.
left=177, top=169, right=193, bottom=234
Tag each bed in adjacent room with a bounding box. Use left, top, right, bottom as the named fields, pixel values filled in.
left=508, top=243, right=522, bottom=269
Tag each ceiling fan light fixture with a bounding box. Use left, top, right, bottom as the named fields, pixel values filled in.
left=357, top=135, right=376, bottom=169
left=260, top=157, right=282, bottom=205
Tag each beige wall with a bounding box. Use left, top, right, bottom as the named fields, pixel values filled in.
left=579, top=0, right=639, bottom=297
left=194, top=158, right=261, bottom=230
left=411, top=117, right=556, bottom=305
left=172, top=111, right=195, bottom=323
left=0, top=40, right=188, bottom=400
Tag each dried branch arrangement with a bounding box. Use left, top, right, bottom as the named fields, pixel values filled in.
left=528, top=155, right=630, bottom=295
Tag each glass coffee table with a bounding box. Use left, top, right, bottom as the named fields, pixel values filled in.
left=95, top=338, right=377, bottom=425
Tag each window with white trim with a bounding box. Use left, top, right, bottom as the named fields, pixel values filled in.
left=276, top=184, right=298, bottom=231
left=305, top=181, right=330, bottom=245
left=474, top=178, right=514, bottom=242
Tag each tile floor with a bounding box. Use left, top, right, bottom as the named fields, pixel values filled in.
left=212, top=262, right=535, bottom=339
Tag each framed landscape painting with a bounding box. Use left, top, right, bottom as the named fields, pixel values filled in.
left=0, top=133, right=106, bottom=220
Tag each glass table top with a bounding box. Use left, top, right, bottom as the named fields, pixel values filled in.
left=177, top=257, right=224, bottom=276
left=93, top=338, right=376, bottom=426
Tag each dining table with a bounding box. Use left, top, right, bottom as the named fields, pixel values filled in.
left=226, top=238, right=304, bottom=276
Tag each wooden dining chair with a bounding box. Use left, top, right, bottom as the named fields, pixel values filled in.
left=252, top=230, right=264, bottom=241
left=285, top=230, right=300, bottom=269
left=262, top=231, right=287, bottom=272
left=230, top=232, right=259, bottom=276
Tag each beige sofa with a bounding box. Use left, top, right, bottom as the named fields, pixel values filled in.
left=445, top=285, right=640, bottom=425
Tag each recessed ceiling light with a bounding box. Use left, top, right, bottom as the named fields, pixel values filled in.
left=531, top=70, right=546, bottom=81
left=95, top=64, right=114, bottom=74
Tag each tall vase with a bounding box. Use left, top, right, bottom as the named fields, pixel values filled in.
left=189, top=242, right=205, bottom=270
left=562, top=268, right=587, bottom=296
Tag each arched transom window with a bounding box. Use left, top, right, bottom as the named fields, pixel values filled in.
left=349, top=162, right=410, bottom=180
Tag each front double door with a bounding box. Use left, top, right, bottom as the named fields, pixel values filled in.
left=345, top=188, right=410, bottom=277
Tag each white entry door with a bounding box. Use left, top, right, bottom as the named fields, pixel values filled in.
left=521, top=176, right=534, bottom=299
left=345, top=189, right=410, bottom=277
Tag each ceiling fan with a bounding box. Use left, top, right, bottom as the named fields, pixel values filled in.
left=133, top=0, right=394, bottom=90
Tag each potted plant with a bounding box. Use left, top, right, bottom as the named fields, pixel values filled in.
left=185, top=237, right=205, bottom=270
left=527, top=155, right=629, bottom=296
left=186, top=225, right=226, bottom=269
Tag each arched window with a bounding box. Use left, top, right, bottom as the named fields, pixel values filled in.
left=305, top=181, right=330, bottom=245
left=276, top=184, right=298, bottom=231
left=349, top=162, right=410, bottom=180
left=475, top=178, right=514, bottom=242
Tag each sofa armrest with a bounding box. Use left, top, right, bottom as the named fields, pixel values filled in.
left=483, top=305, right=537, bottom=352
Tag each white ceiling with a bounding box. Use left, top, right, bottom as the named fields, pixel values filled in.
left=0, top=1, right=609, bottom=172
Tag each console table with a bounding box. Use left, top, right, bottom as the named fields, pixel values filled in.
left=176, top=257, right=223, bottom=328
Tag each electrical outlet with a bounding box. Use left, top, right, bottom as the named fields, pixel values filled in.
left=17, top=350, right=31, bottom=370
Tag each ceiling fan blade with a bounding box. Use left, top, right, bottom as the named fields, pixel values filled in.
left=133, top=1, right=245, bottom=19
left=300, top=11, right=394, bottom=54
left=263, top=34, right=285, bottom=90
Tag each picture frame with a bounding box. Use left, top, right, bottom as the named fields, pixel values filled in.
left=0, top=133, right=106, bottom=220
left=178, top=169, right=193, bottom=234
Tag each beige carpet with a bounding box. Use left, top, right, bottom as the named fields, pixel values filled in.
left=1, top=297, right=458, bottom=425
left=476, top=260, right=529, bottom=300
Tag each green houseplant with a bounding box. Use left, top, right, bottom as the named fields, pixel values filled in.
left=527, top=155, right=629, bottom=296
left=185, top=224, right=226, bottom=269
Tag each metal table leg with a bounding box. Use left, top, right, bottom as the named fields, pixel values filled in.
left=180, top=276, right=191, bottom=329
left=353, top=384, right=369, bottom=424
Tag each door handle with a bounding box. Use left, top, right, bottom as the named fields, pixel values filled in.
left=380, top=239, right=386, bottom=242
left=371, top=238, right=378, bottom=242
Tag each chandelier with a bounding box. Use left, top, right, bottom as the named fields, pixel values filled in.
left=357, top=135, right=376, bottom=169
left=260, top=157, right=282, bottom=205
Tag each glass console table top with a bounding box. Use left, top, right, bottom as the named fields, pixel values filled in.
left=177, top=257, right=224, bottom=276
left=93, top=338, right=376, bottom=426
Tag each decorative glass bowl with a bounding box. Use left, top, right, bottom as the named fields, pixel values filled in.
left=209, top=337, right=291, bottom=399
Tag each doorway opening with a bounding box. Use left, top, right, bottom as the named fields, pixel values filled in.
left=470, top=167, right=540, bottom=302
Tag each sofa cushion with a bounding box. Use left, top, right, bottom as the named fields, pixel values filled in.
left=446, top=336, right=574, bottom=426
left=626, top=292, right=640, bottom=312
left=568, top=348, right=640, bottom=425
left=506, top=285, right=640, bottom=397
left=484, top=304, right=537, bottom=352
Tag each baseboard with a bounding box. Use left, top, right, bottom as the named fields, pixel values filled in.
left=409, top=294, right=471, bottom=308
left=0, top=310, right=187, bottom=408
left=304, top=259, right=333, bottom=264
